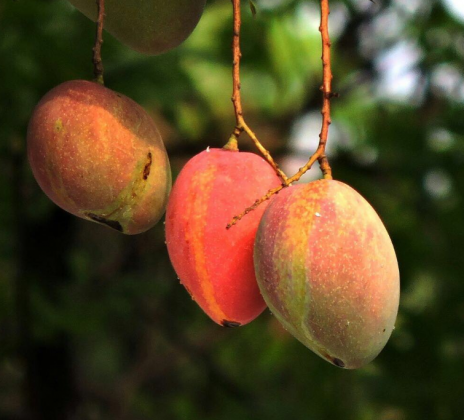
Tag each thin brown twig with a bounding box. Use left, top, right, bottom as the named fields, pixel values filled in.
left=227, top=0, right=334, bottom=229
left=93, top=0, right=105, bottom=85
left=229, top=0, right=288, bottom=182
left=317, top=0, right=334, bottom=179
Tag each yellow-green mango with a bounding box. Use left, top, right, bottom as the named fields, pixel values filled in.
left=68, top=0, right=206, bottom=55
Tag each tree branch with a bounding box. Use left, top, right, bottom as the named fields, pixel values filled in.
left=227, top=0, right=335, bottom=229
left=93, top=0, right=105, bottom=85
left=317, top=0, right=334, bottom=179
left=229, top=0, right=287, bottom=182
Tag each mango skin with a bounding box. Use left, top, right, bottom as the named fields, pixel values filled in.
left=165, top=149, right=282, bottom=327
left=27, top=80, right=171, bottom=235
left=254, top=180, right=400, bottom=368
left=68, top=0, right=206, bottom=55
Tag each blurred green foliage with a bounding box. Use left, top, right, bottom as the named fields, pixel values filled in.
left=1, top=0, right=464, bottom=419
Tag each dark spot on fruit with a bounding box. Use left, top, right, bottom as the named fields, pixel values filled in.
left=222, top=320, right=241, bottom=328
left=322, top=351, right=346, bottom=368
left=383, top=328, right=386, bottom=332
left=143, top=152, right=152, bottom=180
left=333, top=358, right=346, bottom=368
left=85, top=213, right=123, bottom=232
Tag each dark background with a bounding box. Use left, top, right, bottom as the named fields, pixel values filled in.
left=1, top=0, right=464, bottom=419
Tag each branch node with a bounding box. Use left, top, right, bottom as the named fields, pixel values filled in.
left=224, top=135, right=239, bottom=151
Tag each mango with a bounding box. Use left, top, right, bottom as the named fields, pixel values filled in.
left=68, top=0, right=206, bottom=55
left=165, top=148, right=282, bottom=326
left=254, top=180, right=400, bottom=368
left=27, top=80, right=171, bottom=234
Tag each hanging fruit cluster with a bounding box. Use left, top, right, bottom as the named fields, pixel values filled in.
left=27, top=0, right=399, bottom=370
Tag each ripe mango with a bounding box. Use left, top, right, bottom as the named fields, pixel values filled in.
left=165, top=148, right=282, bottom=326
left=254, top=180, right=400, bottom=368
left=27, top=80, right=171, bottom=234
left=68, top=0, right=206, bottom=55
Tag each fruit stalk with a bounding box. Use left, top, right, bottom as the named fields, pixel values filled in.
left=318, top=0, right=333, bottom=180
left=229, top=0, right=287, bottom=182
left=227, top=0, right=335, bottom=229
left=93, top=0, right=105, bottom=85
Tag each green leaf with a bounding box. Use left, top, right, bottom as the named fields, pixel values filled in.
left=249, top=0, right=257, bottom=17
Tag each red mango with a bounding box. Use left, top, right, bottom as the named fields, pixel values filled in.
left=254, top=180, right=400, bottom=368
left=165, top=148, right=282, bottom=326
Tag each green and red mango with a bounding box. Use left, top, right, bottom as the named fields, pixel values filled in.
left=165, top=148, right=282, bottom=327
left=254, top=180, right=400, bottom=368
left=68, top=0, right=206, bottom=55
left=27, top=80, right=171, bottom=234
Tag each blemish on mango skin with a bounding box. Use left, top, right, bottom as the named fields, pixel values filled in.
left=85, top=212, right=123, bottom=232
left=142, top=152, right=152, bottom=180
left=320, top=350, right=346, bottom=368
left=222, top=320, right=242, bottom=328
left=54, top=119, right=63, bottom=132
left=332, top=358, right=346, bottom=368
